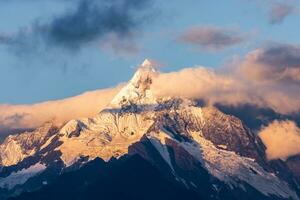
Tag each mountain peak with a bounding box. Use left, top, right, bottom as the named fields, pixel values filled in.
left=109, top=59, right=158, bottom=107
left=141, top=59, right=154, bottom=68
left=130, top=59, right=157, bottom=85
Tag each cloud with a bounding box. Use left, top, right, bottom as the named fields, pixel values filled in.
left=259, top=120, right=300, bottom=160
left=238, top=43, right=300, bottom=83
left=0, top=86, right=121, bottom=136
left=269, top=2, right=294, bottom=24
left=152, top=67, right=266, bottom=111
left=152, top=43, right=300, bottom=114
left=178, top=26, right=246, bottom=51
left=44, top=0, right=154, bottom=49
left=152, top=67, right=242, bottom=101
left=0, top=0, right=156, bottom=53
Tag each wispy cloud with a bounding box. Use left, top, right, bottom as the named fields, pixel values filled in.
left=100, top=33, right=140, bottom=58
left=269, top=2, right=294, bottom=24
left=178, top=26, right=246, bottom=51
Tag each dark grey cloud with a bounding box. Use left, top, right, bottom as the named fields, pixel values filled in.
left=0, top=0, right=156, bottom=52
left=44, top=0, right=154, bottom=49
left=269, top=2, right=294, bottom=24
left=178, top=26, right=246, bottom=51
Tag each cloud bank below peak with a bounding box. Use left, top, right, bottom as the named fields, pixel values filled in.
left=0, top=86, right=121, bottom=138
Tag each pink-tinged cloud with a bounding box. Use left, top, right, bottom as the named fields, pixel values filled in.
left=238, top=43, right=300, bottom=83
left=152, top=43, right=300, bottom=114
left=259, top=120, right=300, bottom=161
left=178, top=26, right=245, bottom=51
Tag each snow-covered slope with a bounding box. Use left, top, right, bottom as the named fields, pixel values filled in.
left=0, top=122, right=58, bottom=166
left=110, top=59, right=157, bottom=108
left=0, top=59, right=299, bottom=200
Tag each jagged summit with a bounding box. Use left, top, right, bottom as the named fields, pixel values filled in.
left=129, top=59, right=157, bottom=85
left=109, top=59, right=158, bottom=107
left=141, top=58, right=154, bottom=67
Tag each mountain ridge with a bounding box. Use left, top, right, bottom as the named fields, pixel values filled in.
left=0, top=59, right=299, bottom=200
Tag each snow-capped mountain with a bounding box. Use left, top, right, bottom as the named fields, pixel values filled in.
left=0, top=59, right=299, bottom=200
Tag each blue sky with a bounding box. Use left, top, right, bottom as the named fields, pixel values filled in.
left=1, top=0, right=300, bottom=104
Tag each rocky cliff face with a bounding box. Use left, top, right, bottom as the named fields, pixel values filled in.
left=0, top=60, right=299, bottom=200
left=286, top=155, right=300, bottom=184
